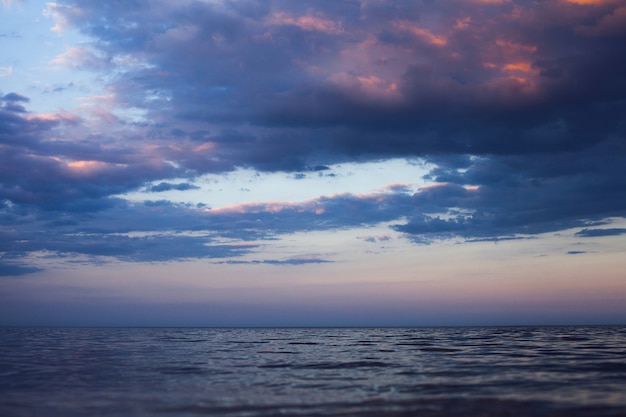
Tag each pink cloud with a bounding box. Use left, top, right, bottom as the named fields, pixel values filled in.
left=394, top=21, right=447, bottom=46
left=268, top=12, right=343, bottom=34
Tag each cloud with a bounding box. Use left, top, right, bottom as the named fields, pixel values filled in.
left=0, top=67, right=13, bottom=77
left=0, top=162, right=623, bottom=268
left=48, top=1, right=625, bottom=162
left=575, top=228, right=626, bottom=237
left=0, top=93, right=180, bottom=211
left=149, top=182, right=200, bottom=192
left=0, top=208, right=259, bottom=264
left=312, top=165, right=330, bottom=171
left=217, top=256, right=333, bottom=266
left=1, top=1, right=625, bottom=272
left=2, top=92, right=27, bottom=102
left=358, top=235, right=392, bottom=244
left=51, top=47, right=112, bottom=71
left=0, top=0, right=23, bottom=10
left=268, top=12, right=343, bottom=34
left=394, top=144, right=626, bottom=241
left=0, top=263, right=41, bottom=277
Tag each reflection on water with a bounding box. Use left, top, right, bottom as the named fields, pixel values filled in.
left=1, top=326, right=625, bottom=416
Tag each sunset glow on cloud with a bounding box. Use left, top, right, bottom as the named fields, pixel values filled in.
left=1, top=0, right=625, bottom=326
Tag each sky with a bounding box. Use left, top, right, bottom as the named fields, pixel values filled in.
left=1, top=0, right=625, bottom=326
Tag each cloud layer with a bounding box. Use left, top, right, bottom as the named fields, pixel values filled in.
left=1, top=0, right=625, bottom=272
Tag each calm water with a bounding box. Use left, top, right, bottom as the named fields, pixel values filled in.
left=1, top=326, right=625, bottom=416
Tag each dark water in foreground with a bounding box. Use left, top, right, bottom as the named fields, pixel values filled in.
left=1, top=327, right=625, bottom=417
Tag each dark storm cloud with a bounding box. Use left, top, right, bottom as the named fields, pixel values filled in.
left=48, top=0, right=626, bottom=163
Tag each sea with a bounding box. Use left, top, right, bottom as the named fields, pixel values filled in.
left=1, top=326, right=625, bottom=417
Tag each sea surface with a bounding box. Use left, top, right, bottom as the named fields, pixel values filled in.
left=1, top=326, right=625, bottom=416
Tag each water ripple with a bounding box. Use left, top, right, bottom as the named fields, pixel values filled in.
left=1, top=326, right=625, bottom=416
